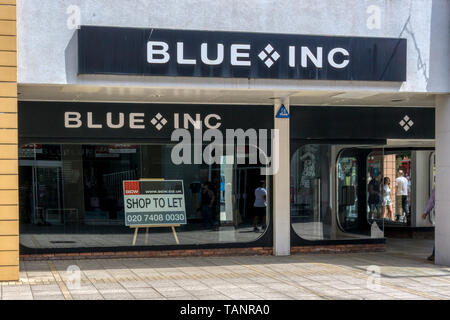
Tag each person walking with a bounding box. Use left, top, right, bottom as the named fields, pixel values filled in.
left=422, top=188, right=435, bottom=261
left=368, top=174, right=382, bottom=219
left=201, top=182, right=215, bottom=229
left=253, top=180, right=267, bottom=232
left=382, top=177, right=394, bottom=220
left=395, top=170, right=409, bottom=222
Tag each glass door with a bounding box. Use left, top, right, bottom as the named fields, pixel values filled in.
left=19, top=160, right=64, bottom=226
left=337, top=151, right=359, bottom=232
left=336, top=147, right=385, bottom=238
left=366, top=149, right=385, bottom=235
left=35, top=166, right=64, bottom=225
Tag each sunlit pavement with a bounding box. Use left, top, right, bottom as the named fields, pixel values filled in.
left=1, top=238, right=449, bottom=300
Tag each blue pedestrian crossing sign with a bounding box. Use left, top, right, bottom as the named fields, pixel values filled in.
left=276, top=105, right=290, bottom=118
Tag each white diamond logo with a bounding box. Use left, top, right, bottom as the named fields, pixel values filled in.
left=258, top=44, right=280, bottom=68
left=151, top=113, right=167, bottom=131
left=265, top=59, right=274, bottom=68
left=399, top=115, right=414, bottom=132
left=265, top=44, right=274, bottom=53
left=258, top=51, right=267, bottom=60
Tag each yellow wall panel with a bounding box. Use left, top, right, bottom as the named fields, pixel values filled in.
left=0, top=51, right=16, bottom=66
left=0, top=113, right=17, bottom=128
left=0, top=205, right=18, bottom=219
left=0, top=266, right=19, bottom=281
left=0, top=129, right=17, bottom=143
left=0, top=175, right=18, bottom=189
left=0, top=159, right=17, bottom=174
left=0, top=189, right=18, bottom=205
left=0, top=5, right=15, bottom=20
left=0, top=82, right=16, bottom=96
left=0, top=251, right=18, bottom=266
left=0, top=97, right=16, bottom=112
left=0, top=144, right=17, bottom=158
left=0, top=66, right=16, bottom=81
left=0, top=235, right=17, bottom=250
left=0, top=36, right=15, bottom=51
left=0, top=20, right=15, bottom=36
left=0, top=220, right=18, bottom=235
left=0, top=0, right=16, bottom=282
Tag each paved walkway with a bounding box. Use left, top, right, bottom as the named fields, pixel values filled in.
left=1, top=238, right=450, bottom=300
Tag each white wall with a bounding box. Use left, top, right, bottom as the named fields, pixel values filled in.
left=16, top=0, right=448, bottom=93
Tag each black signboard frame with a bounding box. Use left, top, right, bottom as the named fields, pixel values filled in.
left=77, top=26, right=407, bottom=81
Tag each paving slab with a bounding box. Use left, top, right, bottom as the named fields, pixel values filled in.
left=2, top=238, right=450, bottom=300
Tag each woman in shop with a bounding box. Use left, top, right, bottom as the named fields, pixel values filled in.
left=382, top=177, right=394, bottom=221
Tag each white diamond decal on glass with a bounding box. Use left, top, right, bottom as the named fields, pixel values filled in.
left=258, top=44, right=280, bottom=68
left=151, top=113, right=167, bottom=131
left=399, top=115, right=414, bottom=132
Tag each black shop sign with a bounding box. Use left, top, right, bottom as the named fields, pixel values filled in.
left=77, top=26, right=407, bottom=81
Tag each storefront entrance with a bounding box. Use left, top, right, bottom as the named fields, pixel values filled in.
left=289, top=106, right=435, bottom=247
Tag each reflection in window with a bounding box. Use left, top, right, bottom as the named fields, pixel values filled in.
left=367, top=152, right=383, bottom=221
left=337, top=155, right=359, bottom=232
left=290, top=144, right=331, bottom=240
left=18, top=144, right=270, bottom=249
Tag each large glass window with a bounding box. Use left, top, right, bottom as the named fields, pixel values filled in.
left=19, top=143, right=270, bottom=249
left=290, top=144, right=332, bottom=240
left=291, top=144, right=384, bottom=241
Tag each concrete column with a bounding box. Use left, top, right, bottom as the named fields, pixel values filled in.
left=273, top=99, right=290, bottom=256
left=435, top=95, right=450, bottom=266
left=411, top=151, right=434, bottom=228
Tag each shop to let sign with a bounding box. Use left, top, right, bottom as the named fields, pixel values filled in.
left=123, top=180, right=187, bottom=226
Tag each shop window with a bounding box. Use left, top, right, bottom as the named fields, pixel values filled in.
left=291, top=144, right=383, bottom=241
left=290, top=144, right=333, bottom=240
left=18, top=143, right=270, bottom=250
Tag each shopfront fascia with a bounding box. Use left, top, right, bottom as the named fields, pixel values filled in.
left=18, top=102, right=275, bottom=254
left=17, top=26, right=413, bottom=255
left=289, top=106, right=435, bottom=247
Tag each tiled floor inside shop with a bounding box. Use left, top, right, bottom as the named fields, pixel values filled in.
left=2, top=238, right=450, bottom=300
